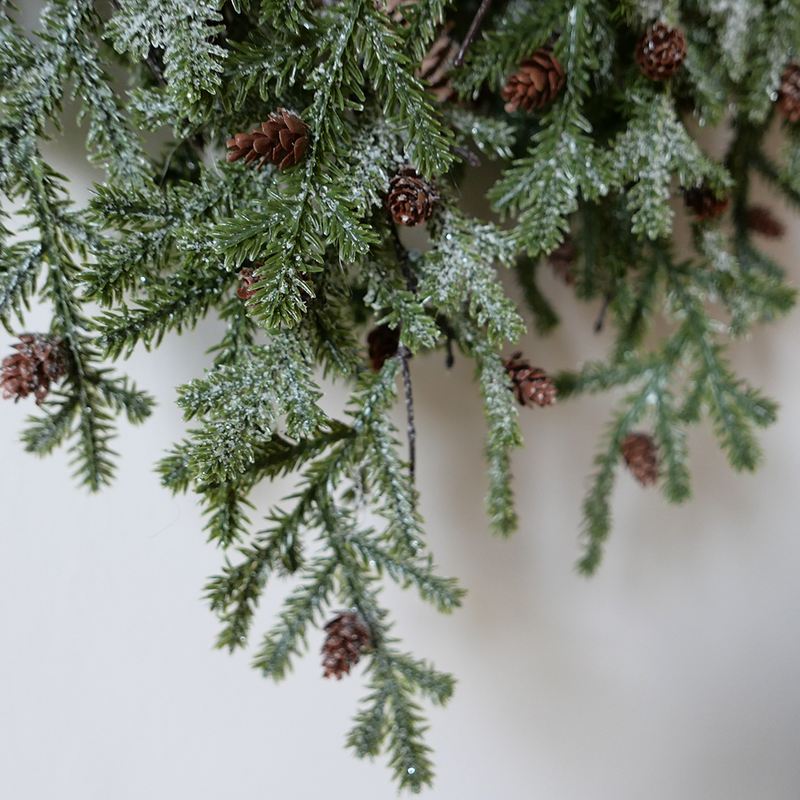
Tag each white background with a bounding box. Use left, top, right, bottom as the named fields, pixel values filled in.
left=2, top=5, right=800, bottom=798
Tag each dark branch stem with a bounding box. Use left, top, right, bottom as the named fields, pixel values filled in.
left=397, top=345, right=416, bottom=484
left=390, top=221, right=417, bottom=293
left=389, top=219, right=417, bottom=483
left=454, top=0, right=494, bottom=68
left=594, top=293, right=612, bottom=334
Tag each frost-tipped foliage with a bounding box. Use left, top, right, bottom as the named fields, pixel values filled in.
left=2, top=0, right=799, bottom=791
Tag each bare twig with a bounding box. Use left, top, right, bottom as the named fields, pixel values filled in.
left=445, top=335, right=455, bottom=368
left=450, top=144, right=481, bottom=167
left=397, top=345, right=416, bottom=483
left=453, top=0, right=494, bottom=68
left=594, top=293, right=612, bottom=334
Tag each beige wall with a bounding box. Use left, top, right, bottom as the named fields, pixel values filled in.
left=2, top=6, right=800, bottom=798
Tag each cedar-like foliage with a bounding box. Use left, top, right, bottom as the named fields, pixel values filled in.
left=2, top=0, right=800, bottom=790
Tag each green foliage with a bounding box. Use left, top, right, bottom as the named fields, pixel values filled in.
left=2, top=0, right=799, bottom=790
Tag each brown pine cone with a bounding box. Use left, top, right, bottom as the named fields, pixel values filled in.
left=776, top=61, right=800, bottom=122
left=746, top=205, right=785, bottom=238
left=635, top=23, right=686, bottom=81
left=683, top=186, right=729, bottom=220
left=387, top=167, right=439, bottom=226
left=501, top=49, right=565, bottom=113
left=1, top=333, right=65, bottom=405
left=367, top=324, right=400, bottom=371
left=226, top=109, right=309, bottom=170
left=549, top=235, right=576, bottom=285
left=237, top=266, right=261, bottom=300
left=417, top=26, right=459, bottom=102
left=321, top=612, right=371, bottom=679
left=504, top=352, right=557, bottom=407
left=621, top=432, right=659, bottom=487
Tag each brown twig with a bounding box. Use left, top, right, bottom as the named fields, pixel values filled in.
left=453, top=0, right=494, bottom=68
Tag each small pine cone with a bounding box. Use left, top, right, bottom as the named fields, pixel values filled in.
left=237, top=266, right=261, bottom=300
left=226, top=109, right=309, bottom=171
left=635, top=23, right=687, bottom=81
left=321, top=612, right=371, bottom=679
left=776, top=62, right=800, bottom=122
left=746, top=205, right=785, bottom=238
left=387, top=167, right=439, bottom=226
left=621, top=432, right=659, bottom=487
left=549, top=235, right=576, bottom=285
left=503, top=352, right=557, bottom=407
left=367, top=324, right=400, bottom=371
left=1, top=333, right=65, bottom=405
left=501, top=48, right=565, bottom=113
left=417, top=26, right=459, bottom=102
left=683, top=186, right=729, bottom=220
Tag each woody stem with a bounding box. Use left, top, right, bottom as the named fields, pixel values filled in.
left=454, top=0, right=494, bottom=68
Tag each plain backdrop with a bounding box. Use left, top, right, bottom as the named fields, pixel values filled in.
left=2, top=6, right=800, bottom=799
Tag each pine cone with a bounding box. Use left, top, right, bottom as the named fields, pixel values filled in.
left=776, top=61, right=800, bottom=122
left=1, top=333, right=65, bottom=404
left=417, top=26, right=459, bottom=102
left=635, top=23, right=686, bottom=81
left=367, top=324, right=400, bottom=371
left=503, top=352, right=557, bottom=407
left=746, top=205, right=785, bottom=238
left=237, top=266, right=261, bottom=300
left=621, top=432, right=659, bottom=487
left=549, top=234, right=576, bottom=285
left=501, top=49, right=565, bottom=113
left=683, top=186, right=729, bottom=220
left=226, top=109, right=309, bottom=170
left=387, top=167, right=439, bottom=226
left=321, top=612, right=371, bottom=679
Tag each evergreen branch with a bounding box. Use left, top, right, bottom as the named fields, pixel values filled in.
left=514, top=254, right=560, bottom=335
left=347, top=531, right=465, bottom=613
left=252, top=556, right=338, bottom=679
left=457, top=320, right=523, bottom=536
left=105, top=0, right=227, bottom=121
left=578, top=383, right=654, bottom=575
left=205, top=543, right=277, bottom=651
left=96, top=268, right=232, bottom=359
left=0, top=240, right=41, bottom=330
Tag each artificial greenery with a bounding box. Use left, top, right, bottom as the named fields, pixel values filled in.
left=2, top=0, right=799, bottom=791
